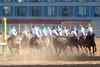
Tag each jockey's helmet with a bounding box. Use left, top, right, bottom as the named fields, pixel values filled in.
left=52, top=26, right=56, bottom=30
left=32, top=25, right=35, bottom=28
left=88, top=23, right=91, bottom=27
left=79, top=25, right=83, bottom=28
left=64, top=26, right=66, bottom=29
left=57, top=26, right=60, bottom=29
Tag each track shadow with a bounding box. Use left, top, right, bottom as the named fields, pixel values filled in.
left=0, top=64, right=100, bottom=67
left=55, top=56, right=100, bottom=61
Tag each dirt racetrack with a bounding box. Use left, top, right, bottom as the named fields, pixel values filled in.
left=0, top=38, right=100, bottom=67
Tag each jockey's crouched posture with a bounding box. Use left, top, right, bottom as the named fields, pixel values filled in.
left=70, top=26, right=77, bottom=38
left=62, top=27, right=69, bottom=37
left=78, top=25, right=86, bottom=40
left=41, top=26, right=48, bottom=37
left=8, top=26, right=20, bottom=47
left=30, top=25, right=41, bottom=46
left=47, top=26, right=52, bottom=36
left=22, top=27, right=28, bottom=37
left=86, top=23, right=94, bottom=35
left=85, top=24, right=97, bottom=52
left=8, top=26, right=17, bottom=39
left=56, top=26, right=63, bottom=37
left=51, top=26, right=58, bottom=38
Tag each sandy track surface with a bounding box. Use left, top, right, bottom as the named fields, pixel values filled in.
left=0, top=38, right=100, bottom=66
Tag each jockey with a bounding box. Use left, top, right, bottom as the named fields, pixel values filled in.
left=70, top=26, right=77, bottom=37
left=8, top=26, right=17, bottom=37
left=62, top=26, right=69, bottom=37
left=41, top=26, right=48, bottom=37
left=86, top=23, right=93, bottom=35
left=31, top=25, right=40, bottom=38
left=56, top=26, right=63, bottom=36
left=73, top=25, right=77, bottom=32
left=78, top=25, right=86, bottom=37
left=46, top=26, right=52, bottom=36
left=22, top=27, right=28, bottom=37
left=51, top=26, right=58, bottom=36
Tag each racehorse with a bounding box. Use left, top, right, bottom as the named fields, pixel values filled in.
left=67, top=35, right=79, bottom=55
left=20, top=35, right=30, bottom=54
left=85, top=33, right=97, bottom=56
left=41, top=36, right=51, bottom=50
left=29, top=36, right=42, bottom=56
left=78, top=35, right=88, bottom=53
left=53, top=36, right=68, bottom=56
left=7, top=35, right=21, bottom=55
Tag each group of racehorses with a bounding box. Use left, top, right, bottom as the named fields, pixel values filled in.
left=7, top=31, right=97, bottom=56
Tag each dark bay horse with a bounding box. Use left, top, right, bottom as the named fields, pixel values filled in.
left=86, top=33, right=97, bottom=56
left=67, top=35, right=79, bottom=55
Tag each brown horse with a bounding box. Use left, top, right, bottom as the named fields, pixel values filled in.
left=29, top=36, right=42, bottom=56
left=20, top=36, right=30, bottom=54
left=78, top=35, right=88, bottom=53
left=7, top=35, right=20, bottom=55
left=41, top=36, right=53, bottom=55
left=53, top=36, right=68, bottom=56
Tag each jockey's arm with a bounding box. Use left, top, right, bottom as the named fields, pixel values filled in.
left=8, top=29, right=11, bottom=35
left=74, top=31, right=77, bottom=37
left=36, top=29, right=40, bottom=37
left=82, top=30, right=86, bottom=36
left=49, top=30, right=52, bottom=36
left=55, top=30, right=59, bottom=36
left=12, top=29, right=17, bottom=36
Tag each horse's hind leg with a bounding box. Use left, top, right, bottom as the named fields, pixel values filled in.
left=7, top=43, right=14, bottom=56
left=92, top=46, right=96, bottom=56
left=88, top=46, right=91, bottom=56
left=8, top=47, right=14, bottom=55
left=69, top=46, right=74, bottom=56
left=53, top=44, right=59, bottom=56
left=15, top=45, right=19, bottom=55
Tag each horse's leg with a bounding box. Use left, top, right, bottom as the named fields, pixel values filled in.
left=88, top=46, right=91, bottom=55
left=7, top=41, right=14, bottom=56
left=79, top=45, right=84, bottom=53
left=92, top=45, right=96, bottom=56
left=17, top=44, right=19, bottom=55
left=69, top=45, right=74, bottom=55
left=46, top=38, right=54, bottom=56
left=75, top=45, right=80, bottom=55
left=8, top=46, right=14, bottom=55
left=20, top=41, right=26, bottom=54
left=84, top=46, right=88, bottom=54
left=53, top=44, right=59, bottom=56
left=62, top=45, right=68, bottom=56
